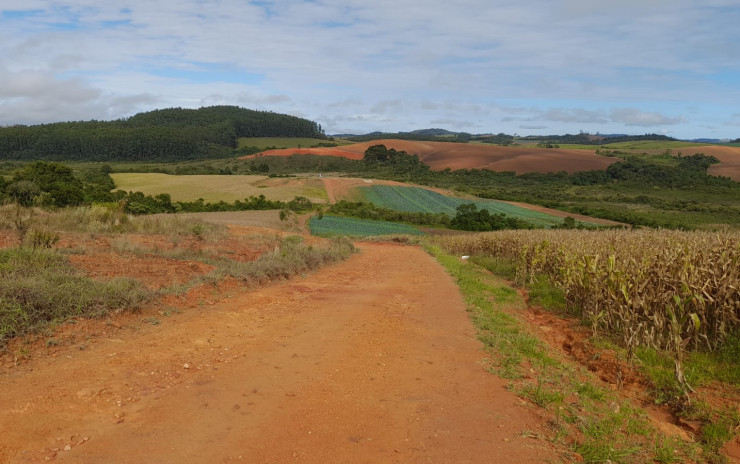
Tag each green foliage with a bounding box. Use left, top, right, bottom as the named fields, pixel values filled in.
left=450, top=203, right=533, bottom=231
left=11, top=161, right=84, bottom=207
left=326, top=200, right=450, bottom=227
left=0, top=106, right=325, bottom=162
left=474, top=133, right=515, bottom=145
left=111, top=191, right=318, bottom=216
left=359, top=185, right=573, bottom=228
left=518, top=133, right=677, bottom=146
left=309, top=215, right=424, bottom=236
left=362, top=144, right=429, bottom=173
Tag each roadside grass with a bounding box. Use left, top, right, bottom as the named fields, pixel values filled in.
left=425, top=243, right=696, bottom=463
left=35, top=204, right=228, bottom=239
left=0, top=205, right=356, bottom=348
left=466, top=249, right=740, bottom=463
left=0, top=247, right=151, bottom=346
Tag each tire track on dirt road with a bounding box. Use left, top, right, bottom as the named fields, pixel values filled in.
left=1, top=243, right=560, bottom=463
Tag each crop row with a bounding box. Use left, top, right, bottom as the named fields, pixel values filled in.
left=433, top=229, right=740, bottom=390
left=358, top=185, right=576, bottom=227
left=309, top=215, right=424, bottom=236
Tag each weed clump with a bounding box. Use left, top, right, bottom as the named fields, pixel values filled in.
left=0, top=247, right=151, bottom=346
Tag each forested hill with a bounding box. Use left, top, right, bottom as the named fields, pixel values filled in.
left=0, top=106, right=326, bottom=162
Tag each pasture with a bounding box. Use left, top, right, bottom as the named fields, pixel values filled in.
left=238, top=137, right=351, bottom=149
left=111, top=173, right=328, bottom=203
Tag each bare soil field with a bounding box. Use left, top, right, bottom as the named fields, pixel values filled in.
left=250, top=139, right=619, bottom=174
left=691, top=146, right=740, bottom=181
left=0, top=243, right=563, bottom=463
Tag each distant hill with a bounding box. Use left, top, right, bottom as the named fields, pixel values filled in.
left=0, top=106, right=326, bottom=162
left=408, top=128, right=457, bottom=137
left=517, top=133, right=677, bottom=145
left=686, top=138, right=722, bottom=144
left=344, top=128, right=466, bottom=143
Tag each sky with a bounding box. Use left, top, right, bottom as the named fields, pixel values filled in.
left=1, top=1, right=739, bottom=139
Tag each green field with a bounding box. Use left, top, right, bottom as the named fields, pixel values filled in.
left=357, top=185, right=582, bottom=227
left=238, top=137, right=352, bottom=149
left=309, top=215, right=424, bottom=236
left=554, top=141, right=709, bottom=150
left=111, top=173, right=328, bottom=203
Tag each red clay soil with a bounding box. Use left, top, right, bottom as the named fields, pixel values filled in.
left=698, top=146, right=740, bottom=181
left=0, top=243, right=563, bottom=463
left=342, top=139, right=619, bottom=174
left=243, top=139, right=618, bottom=174
left=68, top=253, right=215, bottom=290
left=523, top=299, right=740, bottom=461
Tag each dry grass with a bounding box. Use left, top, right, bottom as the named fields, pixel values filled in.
left=110, top=173, right=328, bottom=203
left=433, top=229, right=740, bottom=393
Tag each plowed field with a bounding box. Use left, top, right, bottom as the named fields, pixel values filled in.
left=246, top=139, right=619, bottom=174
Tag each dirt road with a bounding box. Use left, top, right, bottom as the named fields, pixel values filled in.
left=1, top=243, right=559, bottom=463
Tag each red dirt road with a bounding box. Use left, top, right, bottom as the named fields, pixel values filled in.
left=1, top=243, right=559, bottom=463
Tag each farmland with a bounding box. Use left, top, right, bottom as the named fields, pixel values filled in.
left=309, top=215, right=424, bottom=236
left=238, top=137, right=351, bottom=149
left=255, top=139, right=619, bottom=174
left=356, top=185, right=590, bottom=227
left=434, top=228, right=740, bottom=385
left=111, top=173, right=328, bottom=203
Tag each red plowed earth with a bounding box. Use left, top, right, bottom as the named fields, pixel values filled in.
left=0, top=243, right=560, bottom=463
left=698, top=146, right=740, bottom=181
left=244, top=139, right=619, bottom=174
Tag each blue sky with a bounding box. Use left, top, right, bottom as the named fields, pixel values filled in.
left=1, top=0, right=739, bottom=139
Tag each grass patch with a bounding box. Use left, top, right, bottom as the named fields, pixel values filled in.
left=212, top=235, right=356, bottom=284
left=469, top=255, right=517, bottom=280
left=0, top=247, right=151, bottom=345
left=425, top=243, right=697, bottom=463
left=527, top=275, right=566, bottom=312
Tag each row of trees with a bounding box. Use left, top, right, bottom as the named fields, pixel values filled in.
left=0, top=161, right=320, bottom=216
left=0, top=106, right=325, bottom=162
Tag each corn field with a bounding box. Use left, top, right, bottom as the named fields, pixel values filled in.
left=434, top=229, right=740, bottom=389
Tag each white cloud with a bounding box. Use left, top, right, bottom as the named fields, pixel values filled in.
left=0, top=1, right=738, bottom=137
left=610, top=108, right=686, bottom=127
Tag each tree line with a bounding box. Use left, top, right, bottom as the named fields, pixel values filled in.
left=0, top=106, right=325, bottom=162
